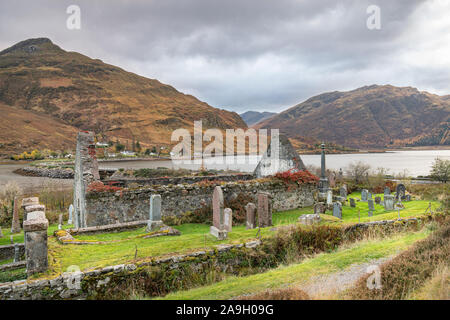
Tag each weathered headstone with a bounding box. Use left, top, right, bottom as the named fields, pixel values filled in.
left=396, top=184, right=406, bottom=200
left=329, top=172, right=336, bottom=188
left=224, top=208, right=232, bottom=232
left=245, top=203, right=256, bottom=229
left=11, top=196, right=21, bottom=234
left=68, top=204, right=74, bottom=225
left=368, top=199, right=375, bottom=211
left=73, top=131, right=100, bottom=229
left=314, top=202, right=326, bottom=214
left=349, top=198, right=356, bottom=208
left=375, top=196, right=381, bottom=205
left=23, top=211, right=49, bottom=276
left=146, top=194, right=163, bottom=232
left=339, top=186, right=347, bottom=199
left=326, top=190, right=333, bottom=207
left=257, top=192, right=272, bottom=227
left=210, top=186, right=227, bottom=239
left=58, top=214, right=63, bottom=230
left=368, top=192, right=373, bottom=200
left=332, top=202, right=342, bottom=219
left=384, top=186, right=391, bottom=195
left=361, top=189, right=368, bottom=201
left=384, top=195, right=394, bottom=211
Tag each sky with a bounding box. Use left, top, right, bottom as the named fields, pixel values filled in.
left=0, top=0, right=449, bottom=113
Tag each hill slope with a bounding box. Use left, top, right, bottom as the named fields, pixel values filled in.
left=256, top=85, right=450, bottom=148
left=240, top=111, right=276, bottom=126
left=0, top=38, right=246, bottom=154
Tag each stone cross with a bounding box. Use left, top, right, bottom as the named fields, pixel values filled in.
left=11, top=196, right=21, bottom=234
left=257, top=192, right=272, bottom=227
left=210, top=186, right=227, bottom=239
left=361, top=189, right=368, bottom=201
left=332, top=202, right=342, bottom=219
left=245, top=203, right=256, bottom=229
left=224, top=208, right=232, bottom=232
left=23, top=211, right=49, bottom=276
left=68, top=204, right=74, bottom=224
left=384, top=195, right=394, bottom=211
left=349, top=198, right=356, bottom=208
left=146, top=194, right=163, bottom=232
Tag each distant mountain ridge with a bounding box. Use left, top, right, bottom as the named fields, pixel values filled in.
left=240, top=111, right=276, bottom=126
left=0, top=38, right=247, bottom=156
left=256, top=85, right=450, bottom=148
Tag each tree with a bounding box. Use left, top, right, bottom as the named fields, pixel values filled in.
left=346, top=161, right=371, bottom=184
left=115, top=143, right=125, bottom=153
left=430, top=157, right=450, bottom=183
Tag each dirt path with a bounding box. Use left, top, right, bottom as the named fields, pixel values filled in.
left=299, top=257, right=392, bottom=299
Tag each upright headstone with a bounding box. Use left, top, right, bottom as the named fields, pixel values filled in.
left=361, top=189, right=368, bottom=201
left=368, top=199, right=375, bottom=216
left=384, top=186, right=391, bottom=195
left=332, top=202, right=342, bottom=219
left=224, top=208, right=232, bottom=232
left=368, top=192, right=373, bottom=200
left=245, top=203, right=256, bottom=229
left=329, top=172, right=336, bottom=188
left=384, top=195, right=394, bottom=211
left=375, top=196, right=381, bottom=205
left=314, top=202, right=326, bottom=214
left=257, top=192, right=272, bottom=227
left=326, top=190, right=333, bottom=207
left=68, top=204, right=74, bottom=225
left=210, top=186, right=227, bottom=240
left=339, top=186, right=347, bottom=199
left=23, top=211, right=49, bottom=276
left=146, top=194, right=163, bottom=231
left=58, top=214, right=63, bottom=230
left=349, top=198, right=356, bottom=208
left=73, top=131, right=100, bottom=229
left=11, top=196, right=21, bottom=234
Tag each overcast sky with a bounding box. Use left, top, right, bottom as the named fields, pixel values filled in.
left=0, top=0, right=449, bottom=113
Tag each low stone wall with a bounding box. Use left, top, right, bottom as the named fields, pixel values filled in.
left=105, top=173, right=255, bottom=187
left=14, top=167, right=74, bottom=179
left=0, top=244, right=25, bottom=261
left=85, top=179, right=316, bottom=227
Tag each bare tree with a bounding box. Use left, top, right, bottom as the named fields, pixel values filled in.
left=346, top=161, right=371, bottom=184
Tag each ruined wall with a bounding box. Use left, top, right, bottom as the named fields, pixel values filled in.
left=0, top=244, right=25, bottom=261
left=84, top=180, right=315, bottom=227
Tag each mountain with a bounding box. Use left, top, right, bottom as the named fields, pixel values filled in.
left=256, top=85, right=450, bottom=148
left=0, top=38, right=246, bottom=155
left=240, top=111, right=276, bottom=126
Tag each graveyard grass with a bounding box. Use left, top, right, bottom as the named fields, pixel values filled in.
left=156, top=228, right=431, bottom=300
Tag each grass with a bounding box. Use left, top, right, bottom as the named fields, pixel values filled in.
left=0, top=223, right=73, bottom=246
left=157, top=228, right=430, bottom=300
left=45, top=196, right=437, bottom=273
left=408, top=263, right=449, bottom=300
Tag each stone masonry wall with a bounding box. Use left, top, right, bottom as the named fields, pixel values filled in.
left=85, top=180, right=316, bottom=227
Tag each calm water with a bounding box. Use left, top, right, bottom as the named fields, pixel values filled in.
left=1, top=149, right=449, bottom=190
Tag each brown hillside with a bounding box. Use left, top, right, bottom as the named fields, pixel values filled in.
left=256, top=85, right=450, bottom=148
left=0, top=38, right=247, bottom=154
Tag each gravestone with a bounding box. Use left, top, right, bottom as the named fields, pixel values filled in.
left=375, top=196, right=381, bottom=205
left=332, top=202, right=342, bottom=219
left=21, top=197, right=39, bottom=209
left=349, top=198, right=356, bottom=208
left=253, top=134, right=306, bottom=178
left=405, top=194, right=411, bottom=201
left=11, top=196, right=21, bottom=234
left=314, top=202, right=326, bottom=214
left=384, top=195, right=394, bottom=211
left=368, top=199, right=375, bottom=216
left=23, top=211, right=49, bottom=276
left=257, top=192, right=273, bottom=227
left=368, top=192, right=373, bottom=200
left=58, top=214, right=63, bottom=230
left=224, top=208, right=232, bottom=232
left=210, top=186, right=227, bottom=239
left=68, top=204, right=74, bottom=225
left=396, top=184, right=406, bottom=200
left=146, top=194, right=163, bottom=232
left=13, top=243, right=20, bottom=263
left=339, top=185, right=347, bottom=199
left=361, top=189, right=368, bottom=201
left=245, top=203, right=256, bottom=229
left=329, top=172, right=336, bottom=188
left=326, top=190, right=333, bottom=207
left=384, top=187, right=391, bottom=195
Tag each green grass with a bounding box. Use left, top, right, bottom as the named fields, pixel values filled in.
left=0, top=223, right=73, bottom=246
left=158, top=229, right=430, bottom=300
left=46, top=196, right=437, bottom=273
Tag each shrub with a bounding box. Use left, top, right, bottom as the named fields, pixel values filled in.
left=238, top=287, right=310, bottom=300
left=275, top=169, right=319, bottom=187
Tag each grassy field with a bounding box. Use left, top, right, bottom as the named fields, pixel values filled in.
left=157, top=229, right=430, bottom=300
